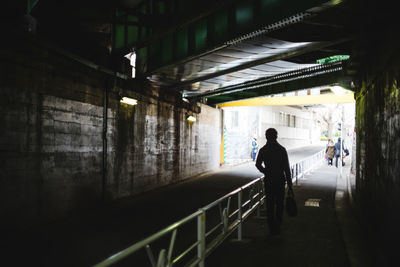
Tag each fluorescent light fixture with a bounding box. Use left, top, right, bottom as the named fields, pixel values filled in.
left=120, top=97, right=138, bottom=105
left=187, top=115, right=196, bottom=122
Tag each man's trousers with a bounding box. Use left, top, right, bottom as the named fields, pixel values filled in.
left=264, top=179, right=285, bottom=234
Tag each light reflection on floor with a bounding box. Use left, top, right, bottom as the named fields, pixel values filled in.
left=305, top=198, right=321, bottom=207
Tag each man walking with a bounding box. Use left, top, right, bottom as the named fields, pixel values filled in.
left=251, top=137, right=258, bottom=161
left=256, top=128, right=293, bottom=235
left=334, top=137, right=344, bottom=168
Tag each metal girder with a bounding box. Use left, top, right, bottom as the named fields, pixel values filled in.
left=121, top=0, right=243, bottom=50
left=110, top=0, right=337, bottom=74
left=190, top=61, right=345, bottom=98
left=174, top=38, right=351, bottom=89
left=27, top=0, right=39, bottom=14
left=205, top=62, right=352, bottom=105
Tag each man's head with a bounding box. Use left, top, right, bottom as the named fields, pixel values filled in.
left=265, top=128, right=278, bottom=141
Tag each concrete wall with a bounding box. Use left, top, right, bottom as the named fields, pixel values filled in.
left=106, top=100, right=221, bottom=198
left=0, top=39, right=221, bottom=228
left=353, top=7, right=400, bottom=261
left=355, top=74, right=400, bottom=265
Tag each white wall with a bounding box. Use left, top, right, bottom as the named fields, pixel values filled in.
left=222, top=105, right=320, bottom=162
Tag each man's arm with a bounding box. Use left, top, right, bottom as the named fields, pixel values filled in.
left=283, top=149, right=292, bottom=187
left=255, top=150, right=265, bottom=173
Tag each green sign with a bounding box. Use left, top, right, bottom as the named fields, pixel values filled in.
left=316, top=55, right=350, bottom=64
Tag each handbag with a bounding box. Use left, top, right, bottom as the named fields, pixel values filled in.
left=285, top=190, right=297, bottom=217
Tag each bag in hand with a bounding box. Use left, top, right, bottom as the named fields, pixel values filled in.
left=285, top=191, right=297, bottom=217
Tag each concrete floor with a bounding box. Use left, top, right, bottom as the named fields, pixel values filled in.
left=3, top=144, right=371, bottom=267
left=207, top=161, right=372, bottom=267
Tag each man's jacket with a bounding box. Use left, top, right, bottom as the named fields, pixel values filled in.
left=255, top=141, right=292, bottom=186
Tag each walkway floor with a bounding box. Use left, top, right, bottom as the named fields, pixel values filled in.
left=207, top=163, right=373, bottom=267
left=1, top=146, right=372, bottom=267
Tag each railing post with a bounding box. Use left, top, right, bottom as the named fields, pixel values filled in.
left=197, top=209, right=206, bottom=267
left=249, top=187, right=254, bottom=209
left=156, top=249, right=166, bottom=267
left=256, top=180, right=261, bottom=217
left=222, top=208, right=228, bottom=234
left=237, top=190, right=242, bottom=241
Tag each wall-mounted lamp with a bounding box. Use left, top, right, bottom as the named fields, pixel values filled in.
left=120, top=97, right=138, bottom=106
left=187, top=115, right=196, bottom=122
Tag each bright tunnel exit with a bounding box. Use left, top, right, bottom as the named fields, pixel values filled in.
left=219, top=87, right=355, bottom=166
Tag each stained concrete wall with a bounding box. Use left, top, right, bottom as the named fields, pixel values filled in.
left=0, top=38, right=221, bottom=228
left=355, top=75, right=400, bottom=265
left=353, top=3, right=400, bottom=262
left=106, top=100, right=221, bottom=198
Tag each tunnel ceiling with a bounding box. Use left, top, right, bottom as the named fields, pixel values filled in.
left=10, top=0, right=357, bottom=106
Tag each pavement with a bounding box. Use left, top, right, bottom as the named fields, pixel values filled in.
left=1, top=146, right=372, bottom=267
left=207, top=160, right=373, bottom=267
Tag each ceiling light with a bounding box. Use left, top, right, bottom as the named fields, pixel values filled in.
left=120, top=97, right=138, bottom=106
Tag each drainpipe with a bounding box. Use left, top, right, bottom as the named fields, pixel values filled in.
left=102, top=83, right=109, bottom=202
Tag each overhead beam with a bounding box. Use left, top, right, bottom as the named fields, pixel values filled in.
left=217, top=93, right=355, bottom=107
left=27, top=0, right=39, bottom=14
left=127, top=0, right=243, bottom=50
left=205, top=70, right=353, bottom=105
left=128, top=0, right=336, bottom=74
left=176, top=39, right=351, bottom=89
left=189, top=61, right=347, bottom=99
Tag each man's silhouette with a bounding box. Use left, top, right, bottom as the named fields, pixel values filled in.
left=256, top=128, right=293, bottom=235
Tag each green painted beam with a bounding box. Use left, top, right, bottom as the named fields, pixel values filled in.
left=316, top=55, right=350, bottom=64
left=110, top=0, right=335, bottom=74
left=27, top=0, right=39, bottom=14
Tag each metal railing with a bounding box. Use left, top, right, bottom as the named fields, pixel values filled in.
left=93, top=178, right=265, bottom=267
left=290, top=149, right=325, bottom=185
left=93, top=149, right=325, bottom=267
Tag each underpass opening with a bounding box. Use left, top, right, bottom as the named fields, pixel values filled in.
left=218, top=86, right=356, bottom=169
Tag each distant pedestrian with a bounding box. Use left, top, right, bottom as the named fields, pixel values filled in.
left=256, top=128, right=293, bottom=235
left=334, top=137, right=345, bottom=168
left=251, top=137, right=258, bottom=161
left=325, top=139, right=335, bottom=166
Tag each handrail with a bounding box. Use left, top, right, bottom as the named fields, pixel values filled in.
left=290, top=149, right=325, bottom=185
left=93, top=149, right=325, bottom=267
left=94, top=210, right=203, bottom=267
left=202, top=178, right=259, bottom=210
